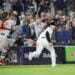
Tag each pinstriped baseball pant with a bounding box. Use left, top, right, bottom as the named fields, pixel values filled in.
left=29, top=37, right=57, bottom=66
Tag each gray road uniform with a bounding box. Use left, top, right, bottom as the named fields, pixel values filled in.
left=0, top=20, right=15, bottom=62
left=28, top=27, right=57, bottom=67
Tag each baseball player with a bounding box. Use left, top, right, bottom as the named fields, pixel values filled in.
left=0, top=12, right=15, bottom=65
left=28, top=21, right=57, bottom=67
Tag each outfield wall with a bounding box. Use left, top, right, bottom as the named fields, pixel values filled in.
left=4, top=46, right=75, bottom=64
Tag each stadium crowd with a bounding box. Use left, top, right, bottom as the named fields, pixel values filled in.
left=0, top=0, right=75, bottom=46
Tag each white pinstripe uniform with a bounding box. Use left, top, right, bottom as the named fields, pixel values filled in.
left=28, top=27, right=57, bottom=67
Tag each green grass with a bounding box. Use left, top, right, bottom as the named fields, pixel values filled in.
left=0, top=64, right=75, bottom=75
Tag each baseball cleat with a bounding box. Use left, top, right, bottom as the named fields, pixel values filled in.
left=52, top=64, right=57, bottom=67
left=0, top=62, right=5, bottom=65
left=28, top=52, right=32, bottom=61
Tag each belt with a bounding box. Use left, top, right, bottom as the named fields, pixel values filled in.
left=42, top=37, right=45, bottom=38
left=0, top=33, right=5, bottom=35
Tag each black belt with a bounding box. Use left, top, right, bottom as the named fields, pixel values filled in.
left=42, top=37, right=45, bottom=38
left=0, top=33, right=10, bottom=38
left=0, top=33, right=5, bottom=35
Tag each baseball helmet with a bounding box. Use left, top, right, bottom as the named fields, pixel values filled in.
left=49, top=21, right=57, bottom=26
left=2, top=12, right=8, bottom=19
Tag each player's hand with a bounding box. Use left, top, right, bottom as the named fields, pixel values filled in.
left=50, top=43, right=53, bottom=47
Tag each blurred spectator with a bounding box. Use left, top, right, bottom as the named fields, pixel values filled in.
left=28, top=0, right=37, bottom=16
left=33, top=19, right=44, bottom=38
left=32, top=0, right=37, bottom=13
left=56, top=10, right=63, bottom=19
left=3, top=0, right=12, bottom=12
left=38, top=0, right=46, bottom=16
left=0, top=10, right=3, bottom=19
left=10, top=0, right=16, bottom=3
left=11, top=11, right=21, bottom=40
left=30, top=19, right=35, bottom=24
left=66, top=0, right=75, bottom=12
left=62, top=25, right=71, bottom=45
left=21, top=20, right=28, bottom=38
left=16, top=0, right=28, bottom=14
left=58, top=16, right=66, bottom=29
left=40, top=12, right=46, bottom=21
left=27, top=14, right=33, bottom=23
left=65, top=15, right=70, bottom=21
left=20, top=11, right=26, bottom=26
left=68, top=10, right=75, bottom=21
left=26, top=23, right=36, bottom=40
left=66, top=19, right=72, bottom=27
left=15, top=33, right=24, bottom=46
left=67, top=0, right=75, bottom=21
left=48, top=1, right=56, bottom=17
left=35, top=15, right=39, bottom=20
left=47, top=14, right=54, bottom=24
left=55, top=0, right=66, bottom=11
left=13, top=11, right=20, bottom=26
left=11, top=1, right=17, bottom=11
left=9, top=12, right=16, bottom=27
left=0, top=0, right=4, bottom=8
left=55, top=27, right=63, bottom=45
left=71, top=18, right=75, bottom=42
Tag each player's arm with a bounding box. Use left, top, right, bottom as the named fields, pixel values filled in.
left=46, top=31, right=53, bottom=46
left=46, top=31, right=51, bottom=43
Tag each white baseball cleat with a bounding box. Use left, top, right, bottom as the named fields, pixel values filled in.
left=28, top=52, right=32, bottom=61
left=52, top=64, right=57, bottom=67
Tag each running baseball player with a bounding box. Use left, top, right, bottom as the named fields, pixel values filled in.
left=0, top=12, right=15, bottom=65
left=28, top=21, right=57, bottom=67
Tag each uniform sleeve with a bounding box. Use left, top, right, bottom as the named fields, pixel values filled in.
left=46, top=31, right=51, bottom=43
left=15, top=15, right=20, bottom=25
